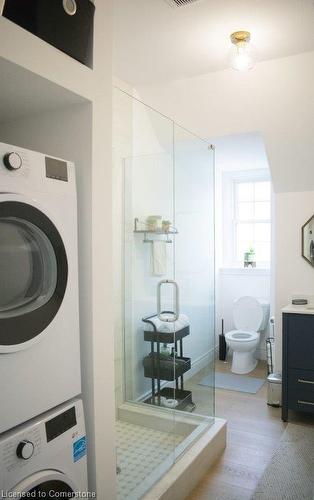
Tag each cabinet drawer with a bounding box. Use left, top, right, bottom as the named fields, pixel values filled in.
left=288, top=369, right=314, bottom=412
left=288, top=369, right=314, bottom=397
left=288, top=396, right=314, bottom=413
left=286, top=314, right=314, bottom=370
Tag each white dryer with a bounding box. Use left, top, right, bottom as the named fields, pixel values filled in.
left=0, top=398, right=88, bottom=497
left=0, top=142, right=81, bottom=433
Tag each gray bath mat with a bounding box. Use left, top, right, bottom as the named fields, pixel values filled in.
left=251, top=423, right=314, bottom=500
left=199, top=372, right=265, bottom=394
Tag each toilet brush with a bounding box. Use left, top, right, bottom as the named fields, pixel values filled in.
left=219, top=318, right=227, bottom=361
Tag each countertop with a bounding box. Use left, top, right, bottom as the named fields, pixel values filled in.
left=282, top=304, right=314, bottom=315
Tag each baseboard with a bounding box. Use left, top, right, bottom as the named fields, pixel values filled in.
left=185, top=348, right=215, bottom=380
left=256, top=348, right=267, bottom=361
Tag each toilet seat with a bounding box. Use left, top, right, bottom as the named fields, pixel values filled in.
left=233, top=296, right=264, bottom=332
left=226, top=330, right=259, bottom=342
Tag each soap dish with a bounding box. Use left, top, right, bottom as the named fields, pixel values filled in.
left=292, top=299, right=308, bottom=305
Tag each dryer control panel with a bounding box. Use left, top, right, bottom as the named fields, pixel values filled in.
left=0, top=141, right=76, bottom=197
left=3, top=152, right=23, bottom=171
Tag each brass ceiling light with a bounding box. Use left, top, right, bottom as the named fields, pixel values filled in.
left=230, top=30, right=255, bottom=71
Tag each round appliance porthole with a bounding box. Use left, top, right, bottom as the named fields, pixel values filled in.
left=63, top=0, right=77, bottom=16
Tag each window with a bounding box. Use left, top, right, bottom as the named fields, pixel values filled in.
left=233, top=180, right=271, bottom=265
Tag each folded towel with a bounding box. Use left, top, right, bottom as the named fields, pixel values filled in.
left=152, top=240, right=167, bottom=276
left=146, top=313, right=190, bottom=333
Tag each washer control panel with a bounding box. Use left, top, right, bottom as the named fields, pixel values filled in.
left=0, top=399, right=86, bottom=492
left=16, top=440, right=35, bottom=460
left=45, top=406, right=77, bottom=442
left=2, top=428, right=42, bottom=472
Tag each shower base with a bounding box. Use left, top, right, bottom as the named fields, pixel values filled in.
left=116, top=403, right=226, bottom=500
left=116, top=420, right=184, bottom=500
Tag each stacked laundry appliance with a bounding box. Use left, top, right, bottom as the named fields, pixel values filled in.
left=0, top=142, right=87, bottom=496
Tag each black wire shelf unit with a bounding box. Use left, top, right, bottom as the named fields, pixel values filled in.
left=142, top=312, right=195, bottom=412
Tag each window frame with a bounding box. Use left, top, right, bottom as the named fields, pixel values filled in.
left=222, top=169, right=271, bottom=269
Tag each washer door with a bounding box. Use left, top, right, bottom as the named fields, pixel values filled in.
left=12, top=470, right=78, bottom=498
left=0, top=200, right=68, bottom=352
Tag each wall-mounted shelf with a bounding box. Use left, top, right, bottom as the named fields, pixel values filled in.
left=134, top=218, right=178, bottom=243
left=0, top=17, right=94, bottom=103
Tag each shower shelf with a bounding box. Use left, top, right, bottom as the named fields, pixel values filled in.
left=134, top=218, right=178, bottom=243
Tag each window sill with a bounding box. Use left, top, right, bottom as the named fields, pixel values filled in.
left=219, top=267, right=271, bottom=277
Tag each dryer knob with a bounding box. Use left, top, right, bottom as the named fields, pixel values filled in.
left=3, top=152, right=23, bottom=171
left=16, top=440, right=34, bottom=460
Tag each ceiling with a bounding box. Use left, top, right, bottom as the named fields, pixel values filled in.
left=114, top=0, right=314, bottom=85
left=212, top=132, right=269, bottom=172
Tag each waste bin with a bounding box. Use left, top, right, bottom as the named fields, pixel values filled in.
left=267, top=373, right=282, bottom=407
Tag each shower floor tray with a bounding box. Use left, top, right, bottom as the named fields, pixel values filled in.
left=116, top=419, right=185, bottom=500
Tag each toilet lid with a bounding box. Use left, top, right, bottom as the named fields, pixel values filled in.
left=233, top=296, right=263, bottom=331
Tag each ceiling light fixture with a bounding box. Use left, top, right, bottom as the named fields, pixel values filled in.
left=230, top=31, right=255, bottom=71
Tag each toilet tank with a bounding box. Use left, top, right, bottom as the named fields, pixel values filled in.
left=258, top=299, right=270, bottom=331
left=233, top=296, right=270, bottom=332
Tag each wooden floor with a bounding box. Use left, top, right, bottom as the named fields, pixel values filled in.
left=187, top=359, right=285, bottom=500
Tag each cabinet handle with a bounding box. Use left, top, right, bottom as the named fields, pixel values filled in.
left=298, top=379, right=314, bottom=385
left=298, top=400, right=314, bottom=406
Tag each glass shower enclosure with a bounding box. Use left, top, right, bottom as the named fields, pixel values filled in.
left=113, top=88, right=215, bottom=500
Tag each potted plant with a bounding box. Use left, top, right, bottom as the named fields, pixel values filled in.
left=244, top=247, right=256, bottom=267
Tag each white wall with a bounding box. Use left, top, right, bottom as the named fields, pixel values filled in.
left=275, top=191, right=314, bottom=371
left=213, top=133, right=270, bottom=173
left=91, top=2, right=116, bottom=496
left=136, top=51, right=314, bottom=371
left=0, top=1, right=115, bottom=495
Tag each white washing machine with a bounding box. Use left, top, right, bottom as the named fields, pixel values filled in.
left=0, top=398, right=88, bottom=497
left=0, top=142, right=81, bottom=433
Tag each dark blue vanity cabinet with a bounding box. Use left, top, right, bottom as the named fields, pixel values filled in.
left=282, top=312, right=314, bottom=421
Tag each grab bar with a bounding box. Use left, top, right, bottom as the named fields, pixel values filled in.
left=157, top=280, right=180, bottom=322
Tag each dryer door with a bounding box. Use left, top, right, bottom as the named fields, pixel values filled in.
left=12, top=470, right=78, bottom=498
left=0, top=200, right=68, bottom=352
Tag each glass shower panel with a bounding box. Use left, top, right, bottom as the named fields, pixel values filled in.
left=113, top=87, right=216, bottom=500
left=116, top=89, right=178, bottom=500
left=173, top=125, right=215, bottom=457
left=123, top=102, right=176, bottom=406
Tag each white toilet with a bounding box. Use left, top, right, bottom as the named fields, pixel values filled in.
left=225, top=296, right=269, bottom=374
